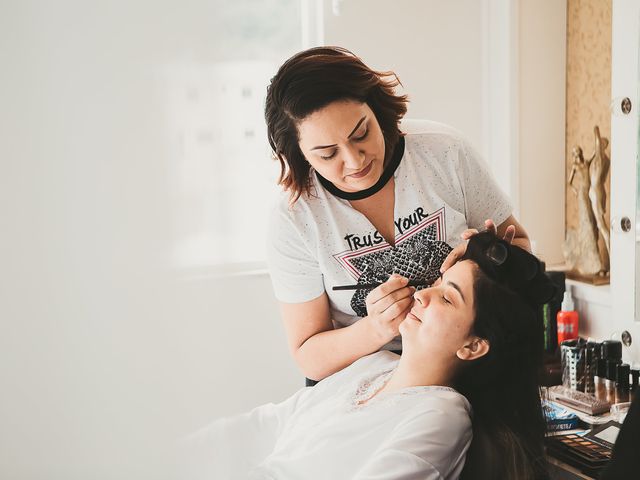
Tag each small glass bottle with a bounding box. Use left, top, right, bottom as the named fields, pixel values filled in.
left=615, top=363, right=630, bottom=404
left=605, top=359, right=620, bottom=404
left=594, top=357, right=607, bottom=401
left=557, top=291, right=579, bottom=344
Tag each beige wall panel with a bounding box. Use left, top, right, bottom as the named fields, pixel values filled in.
left=565, top=0, right=612, bottom=235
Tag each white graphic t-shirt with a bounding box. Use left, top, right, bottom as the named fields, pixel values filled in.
left=267, top=122, right=512, bottom=351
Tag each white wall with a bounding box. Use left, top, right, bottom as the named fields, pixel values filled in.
left=609, top=0, right=640, bottom=366
left=324, top=0, right=485, bottom=156
left=0, top=2, right=300, bottom=478
left=518, top=0, right=566, bottom=265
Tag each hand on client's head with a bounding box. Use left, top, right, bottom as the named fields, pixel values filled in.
left=482, top=219, right=515, bottom=243
left=440, top=219, right=518, bottom=273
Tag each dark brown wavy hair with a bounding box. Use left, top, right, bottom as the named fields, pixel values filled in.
left=264, top=46, right=408, bottom=203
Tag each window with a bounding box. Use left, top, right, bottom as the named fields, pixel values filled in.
left=166, top=0, right=319, bottom=271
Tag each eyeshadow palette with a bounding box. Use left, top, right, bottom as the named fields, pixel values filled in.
left=583, top=420, right=622, bottom=449
left=545, top=432, right=611, bottom=477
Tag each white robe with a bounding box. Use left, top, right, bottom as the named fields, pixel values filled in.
left=180, top=351, right=473, bottom=480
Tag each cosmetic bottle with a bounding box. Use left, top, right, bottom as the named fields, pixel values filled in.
left=631, top=368, right=639, bottom=402
left=615, top=363, right=630, bottom=404
left=583, top=341, right=598, bottom=394
left=601, top=340, right=623, bottom=363
left=593, top=357, right=607, bottom=401
left=557, top=291, right=579, bottom=344
left=605, top=359, right=620, bottom=404
left=541, top=302, right=553, bottom=352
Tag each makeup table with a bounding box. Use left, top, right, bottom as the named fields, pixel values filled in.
left=548, top=456, right=598, bottom=480
left=542, top=383, right=632, bottom=479
left=544, top=410, right=624, bottom=479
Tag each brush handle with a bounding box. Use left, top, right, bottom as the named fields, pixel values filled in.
left=332, top=279, right=429, bottom=291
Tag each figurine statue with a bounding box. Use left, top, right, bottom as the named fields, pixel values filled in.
left=563, top=126, right=611, bottom=280
left=587, top=126, right=610, bottom=258
left=563, top=146, right=603, bottom=276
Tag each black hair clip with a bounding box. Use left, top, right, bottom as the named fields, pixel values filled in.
left=486, top=241, right=508, bottom=266
left=461, top=231, right=557, bottom=306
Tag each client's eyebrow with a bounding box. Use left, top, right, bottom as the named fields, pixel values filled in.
left=446, top=281, right=466, bottom=304
left=310, top=116, right=367, bottom=151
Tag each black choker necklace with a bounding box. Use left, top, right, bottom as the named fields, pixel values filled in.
left=315, top=136, right=405, bottom=201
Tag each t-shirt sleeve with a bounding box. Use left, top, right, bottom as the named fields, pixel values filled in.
left=455, top=138, right=513, bottom=231
left=351, top=398, right=472, bottom=480
left=266, top=203, right=325, bottom=304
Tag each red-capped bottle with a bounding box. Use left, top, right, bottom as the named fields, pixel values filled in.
left=557, top=290, right=579, bottom=344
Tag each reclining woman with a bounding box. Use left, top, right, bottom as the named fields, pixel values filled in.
left=183, top=232, right=555, bottom=480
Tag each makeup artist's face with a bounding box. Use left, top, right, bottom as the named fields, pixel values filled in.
left=400, top=260, right=477, bottom=357
left=297, top=100, right=386, bottom=192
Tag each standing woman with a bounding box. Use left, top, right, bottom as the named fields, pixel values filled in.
left=265, top=46, right=530, bottom=382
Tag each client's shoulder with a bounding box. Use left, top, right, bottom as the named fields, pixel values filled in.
left=418, top=387, right=471, bottom=413
left=404, top=387, right=472, bottom=431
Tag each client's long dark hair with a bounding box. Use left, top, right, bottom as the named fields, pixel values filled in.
left=457, top=232, right=555, bottom=480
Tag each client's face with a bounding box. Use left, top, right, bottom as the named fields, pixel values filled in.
left=399, top=260, right=477, bottom=358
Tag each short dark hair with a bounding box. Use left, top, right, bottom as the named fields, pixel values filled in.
left=264, top=46, right=408, bottom=203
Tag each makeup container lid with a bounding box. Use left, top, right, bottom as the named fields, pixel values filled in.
left=602, top=340, right=623, bottom=360
left=596, top=357, right=607, bottom=377
left=616, top=363, right=630, bottom=387
left=606, top=359, right=621, bottom=380
left=586, top=341, right=601, bottom=358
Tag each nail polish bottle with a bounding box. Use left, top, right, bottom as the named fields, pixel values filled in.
left=615, top=363, right=630, bottom=404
